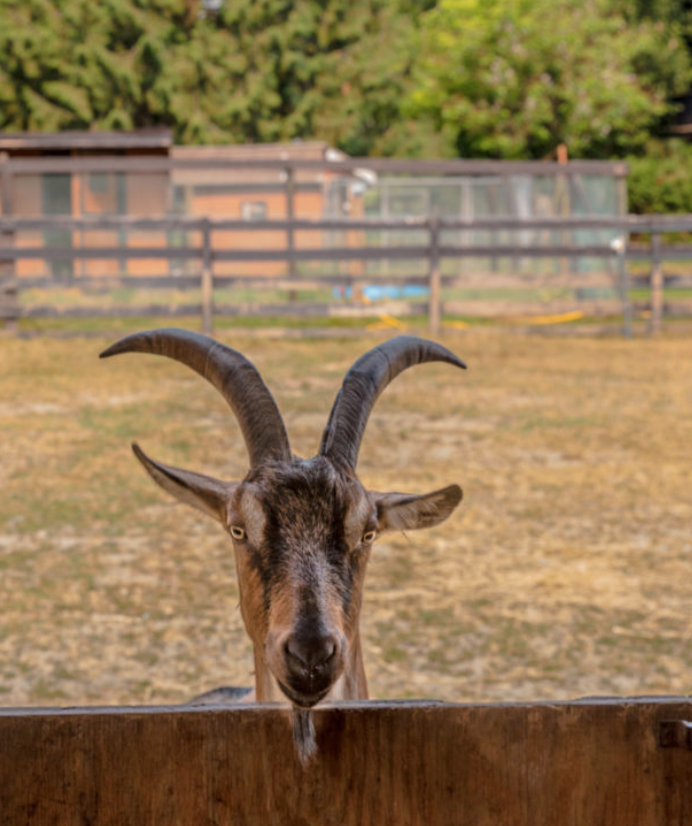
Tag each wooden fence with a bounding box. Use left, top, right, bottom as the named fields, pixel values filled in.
left=2, top=213, right=692, bottom=336
left=1, top=698, right=692, bottom=825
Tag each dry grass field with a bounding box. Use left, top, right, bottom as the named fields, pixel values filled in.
left=0, top=326, right=691, bottom=707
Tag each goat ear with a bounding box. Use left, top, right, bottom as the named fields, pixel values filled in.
left=132, top=442, right=237, bottom=525
left=373, top=484, right=462, bottom=532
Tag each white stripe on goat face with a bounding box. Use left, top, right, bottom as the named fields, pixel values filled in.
left=228, top=458, right=373, bottom=707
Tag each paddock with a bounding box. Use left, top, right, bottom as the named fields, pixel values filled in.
left=2, top=698, right=691, bottom=824
left=1, top=330, right=691, bottom=822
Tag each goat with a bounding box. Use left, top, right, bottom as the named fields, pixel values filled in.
left=100, top=329, right=466, bottom=761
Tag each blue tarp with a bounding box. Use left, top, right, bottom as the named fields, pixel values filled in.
left=333, top=285, right=429, bottom=301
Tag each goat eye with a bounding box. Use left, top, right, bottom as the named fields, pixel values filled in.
left=362, top=530, right=377, bottom=545
left=230, top=525, right=246, bottom=541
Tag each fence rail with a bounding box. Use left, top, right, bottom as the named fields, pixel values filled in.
left=0, top=154, right=629, bottom=175
left=2, top=212, right=692, bottom=231
left=1, top=698, right=691, bottom=825
left=2, top=214, right=692, bottom=335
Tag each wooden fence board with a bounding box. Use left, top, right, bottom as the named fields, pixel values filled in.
left=5, top=213, right=692, bottom=330
left=3, top=156, right=628, bottom=175
left=1, top=698, right=691, bottom=826
left=1, top=213, right=682, bottom=233
left=663, top=299, right=692, bottom=316
left=23, top=304, right=205, bottom=319
left=442, top=298, right=625, bottom=318
left=0, top=243, right=622, bottom=262
left=22, top=298, right=662, bottom=322
left=4, top=212, right=692, bottom=233
left=12, top=271, right=624, bottom=292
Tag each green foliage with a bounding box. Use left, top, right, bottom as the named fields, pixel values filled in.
left=0, top=0, right=192, bottom=133
left=616, top=0, right=692, bottom=27
left=198, top=0, right=421, bottom=152
left=627, top=140, right=692, bottom=213
left=405, top=0, right=692, bottom=159
left=0, top=0, right=417, bottom=150
left=0, top=0, right=691, bottom=175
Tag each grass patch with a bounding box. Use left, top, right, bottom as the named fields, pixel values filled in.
left=1, top=330, right=691, bottom=707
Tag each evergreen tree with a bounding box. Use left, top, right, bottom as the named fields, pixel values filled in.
left=0, top=0, right=416, bottom=149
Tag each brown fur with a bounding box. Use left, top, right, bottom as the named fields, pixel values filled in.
left=103, top=331, right=465, bottom=761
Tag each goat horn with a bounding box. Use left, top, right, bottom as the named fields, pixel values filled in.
left=100, top=328, right=291, bottom=467
left=319, top=335, right=466, bottom=470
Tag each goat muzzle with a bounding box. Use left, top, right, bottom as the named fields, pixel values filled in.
left=276, top=629, right=344, bottom=707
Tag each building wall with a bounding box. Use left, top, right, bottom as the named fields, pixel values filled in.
left=4, top=139, right=363, bottom=280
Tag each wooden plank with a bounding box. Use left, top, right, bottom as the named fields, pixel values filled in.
left=0, top=131, right=171, bottom=151
left=329, top=301, right=426, bottom=319
left=11, top=271, right=625, bottom=292
left=442, top=298, right=624, bottom=318
left=0, top=243, right=632, bottom=264
left=0, top=152, right=11, bottom=216
left=214, top=246, right=431, bottom=262
left=662, top=274, right=692, bottom=288
left=0, top=246, right=203, bottom=261
left=428, top=216, right=441, bottom=335
left=0, top=292, right=20, bottom=321
left=23, top=304, right=205, bottom=319
left=442, top=271, right=620, bottom=289
left=4, top=156, right=629, bottom=175
left=0, top=216, right=206, bottom=232
left=650, top=234, right=663, bottom=334
left=0, top=244, right=428, bottom=264
left=19, top=302, right=419, bottom=320
left=216, top=245, right=617, bottom=263
left=0, top=214, right=690, bottom=235
left=200, top=219, right=213, bottom=336
left=14, top=275, right=356, bottom=291
left=0, top=215, right=636, bottom=232
left=0, top=698, right=691, bottom=826
left=5, top=220, right=692, bottom=267
left=0, top=153, right=18, bottom=329
left=628, top=245, right=692, bottom=261
left=20, top=296, right=681, bottom=322
left=16, top=275, right=206, bottom=290
left=285, top=165, right=297, bottom=294
left=439, top=244, right=616, bottom=259
left=664, top=299, right=692, bottom=316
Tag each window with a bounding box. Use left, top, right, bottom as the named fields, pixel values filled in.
left=241, top=201, right=267, bottom=221
left=42, top=174, right=72, bottom=216
left=88, top=173, right=109, bottom=194
left=41, top=175, right=73, bottom=279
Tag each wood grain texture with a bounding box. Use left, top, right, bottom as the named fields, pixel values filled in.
left=1, top=698, right=691, bottom=826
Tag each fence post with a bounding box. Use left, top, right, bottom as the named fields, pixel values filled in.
left=428, top=214, right=441, bottom=337
left=612, top=234, right=632, bottom=338
left=201, top=218, right=214, bottom=337
left=285, top=165, right=297, bottom=301
left=0, top=153, right=18, bottom=333
left=649, top=232, right=663, bottom=335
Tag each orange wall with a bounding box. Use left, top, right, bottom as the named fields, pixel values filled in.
left=10, top=168, right=366, bottom=279
left=126, top=174, right=169, bottom=216
left=190, top=189, right=328, bottom=276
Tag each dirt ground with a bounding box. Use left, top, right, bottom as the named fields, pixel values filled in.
left=0, top=327, right=691, bottom=707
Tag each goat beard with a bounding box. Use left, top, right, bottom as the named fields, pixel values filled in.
left=292, top=707, right=317, bottom=765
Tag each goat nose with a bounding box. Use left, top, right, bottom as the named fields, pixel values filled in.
left=284, top=633, right=338, bottom=673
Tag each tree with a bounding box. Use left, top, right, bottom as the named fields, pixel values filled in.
left=627, top=139, right=692, bottom=213
left=0, top=0, right=216, bottom=135
left=405, top=0, right=692, bottom=159
left=208, top=0, right=420, bottom=153
left=2, top=0, right=690, bottom=160
left=0, top=0, right=419, bottom=150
